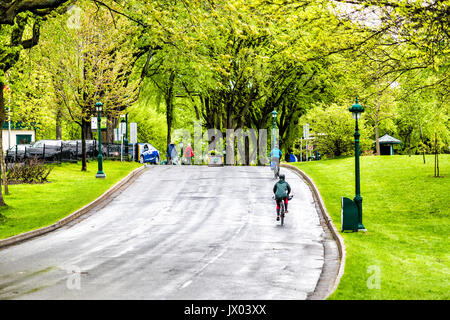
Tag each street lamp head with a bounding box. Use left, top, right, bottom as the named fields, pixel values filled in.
left=95, top=101, right=103, bottom=112
left=271, top=109, right=278, bottom=118
left=349, top=97, right=364, bottom=120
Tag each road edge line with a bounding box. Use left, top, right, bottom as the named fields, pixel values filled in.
left=0, top=165, right=148, bottom=249
left=281, top=163, right=346, bottom=300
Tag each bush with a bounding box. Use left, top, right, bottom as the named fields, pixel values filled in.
left=7, top=158, right=53, bottom=184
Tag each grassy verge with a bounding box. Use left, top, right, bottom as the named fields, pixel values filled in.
left=0, top=160, right=142, bottom=240
left=293, top=154, right=449, bottom=300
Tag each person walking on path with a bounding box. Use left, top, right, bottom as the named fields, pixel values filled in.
left=184, top=143, right=194, bottom=165
left=167, top=142, right=178, bottom=165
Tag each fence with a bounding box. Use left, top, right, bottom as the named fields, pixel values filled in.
left=5, top=142, right=135, bottom=165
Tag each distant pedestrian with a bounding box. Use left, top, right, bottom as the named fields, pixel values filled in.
left=184, top=143, right=194, bottom=165
left=167, top=142, right=178, bottom=165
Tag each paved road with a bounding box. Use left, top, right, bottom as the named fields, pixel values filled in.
left=0, top=166, right=325, bottom=300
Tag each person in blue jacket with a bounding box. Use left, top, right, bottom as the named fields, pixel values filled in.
left=269, top=145, right=282, bottom=173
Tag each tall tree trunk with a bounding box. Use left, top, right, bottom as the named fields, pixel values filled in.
left=375, top=73, right=381, bottom=156
left=408, top=134, right=412, bottom=157
left=165, top=71, right=176, bottom=148
left=107, top=117, right=119, bottom=144
left=375, top=119, right=380, bottom=156
left=419, top=123, right=425, bottom=164
left=81, top=118, right=89, bottom=171
left=435, top=132, right=439, bottom=177
left=56, top=107, right=62, bottom=140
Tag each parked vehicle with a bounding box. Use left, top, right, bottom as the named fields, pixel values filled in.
left=64, top=140, right=98, bottom=158
left=5, top=144, right=32, bottom=162
left=139, top=143, right=160, bottom=164
left=26, top=140, right=64, bottom=161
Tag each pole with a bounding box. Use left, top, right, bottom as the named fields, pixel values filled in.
left=272, top=117, right=276, bottom=149
left=124, top=113, right=129, bottom=157
left=96, top=107, right=106, bottom=178
left=300, top=138, right=303, bottom=162
left=354, top=115, right=365, bottom=230
left=8, top=95, right=11, bottom=150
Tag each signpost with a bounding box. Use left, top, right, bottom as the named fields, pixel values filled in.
left=130, top=122, right=137, bottom=161
left=114, top=128, right=119, bottom=143
left=119, top=121, right=126, bottom=139
left=119, top=121, right=126, bottom=162
left=303, top=124, right=309, bottom=160
left=130, top=123, right=137, bottom=144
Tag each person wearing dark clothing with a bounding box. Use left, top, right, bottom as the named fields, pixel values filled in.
left=167, top=142, right=178, bottom=165
left=273, top=173, right=291, bottom=221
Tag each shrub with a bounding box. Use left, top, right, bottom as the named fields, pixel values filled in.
left=7, top=158, right=53, bottom=184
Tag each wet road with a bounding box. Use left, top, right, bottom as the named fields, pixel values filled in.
left=0, top=166, right=325, bottom=299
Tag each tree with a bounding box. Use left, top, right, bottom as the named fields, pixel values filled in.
left=0, top=12, right=43, bottom=206
left=301, top=103, right=372, bottom=158
left=36, top=3, right=140, bottom=171
left=331, top=0, right=450, bottom=97
left=0, top=0, right=75, bottom=208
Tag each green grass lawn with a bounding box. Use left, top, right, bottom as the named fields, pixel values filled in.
left=293, top=154, right=449, bottom=300
left=0, top=160, right=142, bottom=240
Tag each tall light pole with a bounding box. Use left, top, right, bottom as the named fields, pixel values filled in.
left=120, top=113, right=129, bottom=160
left=349, top=97, right=365, bottom=231
left=124, top=113, right=128, bottom=156
left=95, top=101, right=106, bottom=179
left=4, top=73, right=11, bottom=150
left=271, top=109, right=278, bottom=149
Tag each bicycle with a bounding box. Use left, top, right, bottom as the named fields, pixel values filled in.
left=273, top=194, right=293, bottom=226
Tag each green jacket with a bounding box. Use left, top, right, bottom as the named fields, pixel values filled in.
left=273, top=180, right=291, bottom=199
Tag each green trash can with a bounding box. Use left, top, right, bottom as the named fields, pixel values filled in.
left=341, top=197, right=359, bottom=232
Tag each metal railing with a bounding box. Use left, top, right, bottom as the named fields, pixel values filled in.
left=5, top=142, right=135, bottom=164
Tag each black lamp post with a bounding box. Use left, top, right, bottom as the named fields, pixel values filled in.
left=349, top=97, right=365, bottom=231
left=95, top=101, right=106, bottom=178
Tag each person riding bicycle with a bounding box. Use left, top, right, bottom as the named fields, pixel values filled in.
left=273, top=173, right=291, bottom=221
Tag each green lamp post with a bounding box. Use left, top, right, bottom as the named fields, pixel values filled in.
left=349, top=97, right=365, bottom=231
left=95, top=101, right=106, bottom=179
left=271, top=109, right=278, bottom=149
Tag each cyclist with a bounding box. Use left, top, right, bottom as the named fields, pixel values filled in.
left=269, top=145, right=282, bottom=176
left=273, top=173, right=291, bottom=221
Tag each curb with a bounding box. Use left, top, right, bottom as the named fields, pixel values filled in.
left=0, top=165, right=148, bottom=250
left=281, top=163, right=346, bottom=300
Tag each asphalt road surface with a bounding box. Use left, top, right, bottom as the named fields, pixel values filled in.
left=0, top=165, right=326, bottom=300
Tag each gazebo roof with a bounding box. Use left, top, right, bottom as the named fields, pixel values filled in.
left=377, top=134, right=402, bottom=145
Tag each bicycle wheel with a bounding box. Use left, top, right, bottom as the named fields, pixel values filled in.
left=280, top=202, right=285, bottom=226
